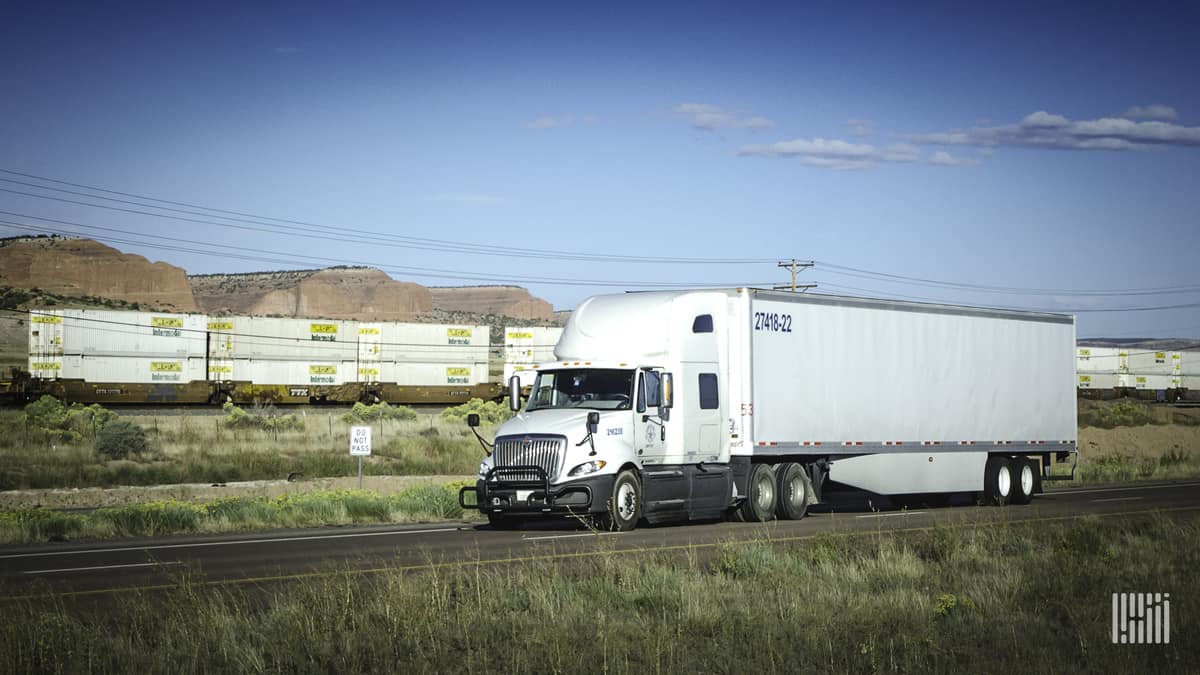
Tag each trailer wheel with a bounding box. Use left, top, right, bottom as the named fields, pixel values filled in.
left=597, top=469, right=641, bottom=532
left=1010, top=458, right=1035, bottom=505
left=984, top=457, right=1013, bottom=506
left=775, top=462, right=808, bottom=520
left=738, top=463, right=777, bottom=522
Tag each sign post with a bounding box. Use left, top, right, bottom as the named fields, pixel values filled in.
left=349, top=425, right=372, bottom=489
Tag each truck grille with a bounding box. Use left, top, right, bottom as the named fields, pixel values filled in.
left=492, top=435, right=566, bottom=483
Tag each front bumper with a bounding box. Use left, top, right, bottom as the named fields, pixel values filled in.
left=459, top=466, right=615, bottom=515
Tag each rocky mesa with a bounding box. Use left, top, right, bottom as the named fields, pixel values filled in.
left=0, top=236, right=557, bottom=321
left=0, top=236, right=196, bottom=311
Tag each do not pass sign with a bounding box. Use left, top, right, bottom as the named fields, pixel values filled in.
left=349, top=426, right=372, bottom=456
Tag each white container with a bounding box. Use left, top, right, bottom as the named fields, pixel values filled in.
left=377, top=361, right=488, bottom=386
left=503, top=363, right=541, bottom=388
left=503, top=326, right=563, bottom=364
left=1077, top=373, right=1119, bottom=389
left=1131, top=374, right=1172, bottom=391
left=231, top=317, right=358, bottom=361
left=1126, top=349, right=1179, bottom=376
left=233, top=359, right=357, bottom=386
left=32, top=354, right=208, bottom=384
left=1180, top=351, right=1200, bottom=376
left=377, top=323, right=489, bottom=364
left=39, top=309, right=207, bottom=358
left=1075, top=347, right=1124, bottom=374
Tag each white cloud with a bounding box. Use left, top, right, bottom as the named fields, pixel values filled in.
left=847, top=119, right=874, bottom=136
left=909, top=110, right=1200, bottom=151
left=1121, top=104, right=1178, bottom=120
left=928, top=151, right=981, bottom=167
left=674, top=103, right=774, bottom=131
left=738, top=138, right=918, bottom=170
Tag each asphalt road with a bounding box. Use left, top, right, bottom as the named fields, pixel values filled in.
left=2, top=480, right=1199, bottom=600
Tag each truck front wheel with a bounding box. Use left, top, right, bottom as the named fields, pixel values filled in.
left=739, top=463, right=777, bottom=522
left=597, top=469, right=641, bottom=532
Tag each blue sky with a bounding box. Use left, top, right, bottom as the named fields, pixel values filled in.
left=2, top=1, right=1198, bottom=337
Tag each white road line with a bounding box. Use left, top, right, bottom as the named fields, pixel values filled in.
left=1092, top=497, right=1144, bottom=503
left=0, top=527, right=462, bottom=561
left=523, top=532, right=620, bottom=541
left=1051, top=481, right=1200, bottom=496
left=857, top=511, right=926, bottom=519
left=24, top=561, right=184, bottom=575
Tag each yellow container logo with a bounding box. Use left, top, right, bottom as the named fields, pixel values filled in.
left=447, top=328, right=472, bottom=338
left=150, top=361, right=183, bottom=372
left=358, top=367, right=380, bottom=376
left=311, top=324, right=338, bottom=334
left=32, top=315, right=62, bottom=324
left=208, top=365, right=232, bottom=374
left=31, top=362, right=61, bottom=370
left=446, top=367, right=471, bottom=376
left=1078, top=349, right=1091, bottom=357
left=507, top=331, right=534, bottom=340
left=208, top=321, right=234, bottom=330
left=151, top=317, right=184, bottom=328
left=358, top=327, right=381, bottom=335
left=1078, top=375, right=1091, bottom=383
left=309, top=365, right=338, bottom=375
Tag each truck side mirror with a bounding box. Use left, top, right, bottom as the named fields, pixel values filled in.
left=508, top=375, right=522, bottom=411
left=587, top=411, right=600, bottom=435
left=467, top=413, right=480, bottom=428
left=658, top=373, right=673, bottom=421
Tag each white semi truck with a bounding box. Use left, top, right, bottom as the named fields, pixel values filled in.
left=460, top=289, right=1078, bottom=530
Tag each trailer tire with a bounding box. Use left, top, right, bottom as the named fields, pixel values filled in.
left=984, top=456, right=1013, bottom=506
left=1010, top=458, right=1035, bottom=505
left=596, top=469, right=641, bottom=532
left=775, top=462, right=808, bottom=520
left=738, top=463, right=777, bottom=522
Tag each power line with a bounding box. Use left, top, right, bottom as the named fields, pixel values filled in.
left=0, top=169, right=772, bottom=264
left=0, top=217, right=778, bottom=289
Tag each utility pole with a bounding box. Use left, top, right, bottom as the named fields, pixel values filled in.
left=774, top=259, right=816, bottom=292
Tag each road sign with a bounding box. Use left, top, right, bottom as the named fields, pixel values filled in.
left=350, top=426, right=372, bottom=456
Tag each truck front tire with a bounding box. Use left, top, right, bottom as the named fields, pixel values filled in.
left=597, top=469, right=641, bottom=532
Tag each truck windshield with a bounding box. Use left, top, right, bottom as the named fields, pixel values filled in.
left=527, top=369, right=635, bottom=411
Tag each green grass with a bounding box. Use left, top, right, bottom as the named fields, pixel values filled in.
left=1, top=512, right=1194, bottom=673
left=0, top=484, right=469, bottom=544
left=0, top=407, right=489, bottom=490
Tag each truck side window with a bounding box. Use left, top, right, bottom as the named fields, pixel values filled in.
left=692, top=314, right=713, bottom=333
left=638, top=370, right=661, bottom=412
left=698, top=373, right=718, bottom=409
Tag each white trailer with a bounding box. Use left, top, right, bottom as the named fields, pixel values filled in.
left=460, top=289, right=1077, bottom=530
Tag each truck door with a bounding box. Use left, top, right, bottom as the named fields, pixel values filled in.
left=634, top=369, right=664, bottom=462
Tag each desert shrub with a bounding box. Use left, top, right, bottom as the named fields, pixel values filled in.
left=223, top=402, right=305, bottom=431
left=441, top=398, right=513, bottom=425
left=96, top=420, right=150, bottom=459
left=1077, top=400, right=1155, bottom=428
left=341, top=402, right=417, bottom=424
left=21, top=396, right=117, bottom=443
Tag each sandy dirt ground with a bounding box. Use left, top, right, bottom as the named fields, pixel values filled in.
left=1078, top=424, right=1200, bottom=461
left=0, top=474, right=474, bottom=511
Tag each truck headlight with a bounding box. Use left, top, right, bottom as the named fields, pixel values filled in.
left=568, top=460, right=607, bottom=477
left=478, top=462, right=489, bottom=478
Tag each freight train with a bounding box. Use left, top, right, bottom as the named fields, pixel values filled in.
left=1076, top=347, right=1198, bottom=402
left=3, top=308, right=563, bottom=406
